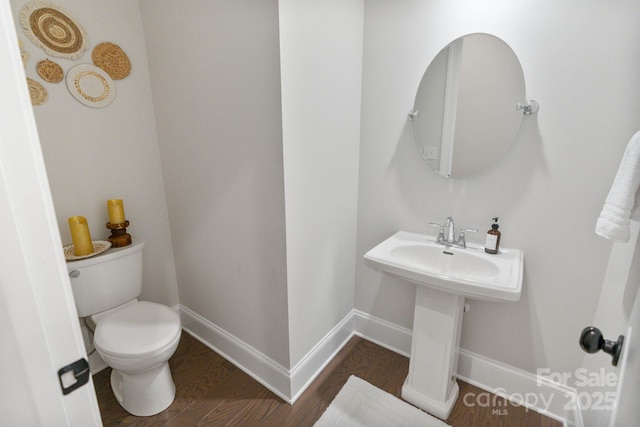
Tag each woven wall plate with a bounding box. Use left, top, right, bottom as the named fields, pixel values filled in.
left=37, top=59, right=63, bottom=83
left=92, top=42, right=131, bottom=80
left=66, top=64, right=115, bottom=108
left=27, top=77, right=48, bottom=105
left=19, top=39, right=30, bottom=68
left=20, top=1, right=87, bottom=60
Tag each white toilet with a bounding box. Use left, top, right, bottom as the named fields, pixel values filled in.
left=67, top=240, right=181, bottom=416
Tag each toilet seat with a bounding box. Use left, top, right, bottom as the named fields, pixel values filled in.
left=94, top=301, right=181, bottom=359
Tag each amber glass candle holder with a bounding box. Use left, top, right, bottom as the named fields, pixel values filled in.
left=106, top=220, right=132, bottom=247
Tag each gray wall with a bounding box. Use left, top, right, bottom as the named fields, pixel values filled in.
left=140, top=0, right=291, bottom=366
left=279, top=0, right=363, bottom=367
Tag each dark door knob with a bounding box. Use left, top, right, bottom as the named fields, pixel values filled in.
left=579, top=326, right=624, bottom=367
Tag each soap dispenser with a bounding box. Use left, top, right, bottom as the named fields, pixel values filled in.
left=484, top=217, right=501, bottom=254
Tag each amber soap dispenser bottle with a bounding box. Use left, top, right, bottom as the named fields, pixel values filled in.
left=484, top=217, right=501, bottom=254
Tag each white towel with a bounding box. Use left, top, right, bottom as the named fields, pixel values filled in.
left=596, top=130, right=640, bottom=242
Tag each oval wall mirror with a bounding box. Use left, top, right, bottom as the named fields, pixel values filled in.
left=410, top=33, right=526, bottom=179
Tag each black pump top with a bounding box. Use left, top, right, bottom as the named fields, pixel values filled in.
left=491, top=217, right=499, bottom=230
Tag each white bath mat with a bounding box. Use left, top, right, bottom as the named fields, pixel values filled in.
left=314, top=376, right=448, bottom=427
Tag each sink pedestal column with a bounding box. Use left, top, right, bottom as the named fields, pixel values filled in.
left=401, top=285, right=464, bottom=420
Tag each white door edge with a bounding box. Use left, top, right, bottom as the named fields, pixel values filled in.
left=0, top=1, right=102, bottom=425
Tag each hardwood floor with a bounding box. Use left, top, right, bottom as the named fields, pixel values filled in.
left=93, top=332, right=562, bottom=426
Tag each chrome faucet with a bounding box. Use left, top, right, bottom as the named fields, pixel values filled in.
left=444, top=216, right=455, bottom=243
left=429, top=216, right=477, bottom=249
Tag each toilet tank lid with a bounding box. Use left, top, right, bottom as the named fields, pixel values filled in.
left=66, top=239, right=144, bottom=269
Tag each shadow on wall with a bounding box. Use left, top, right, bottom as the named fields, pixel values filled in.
left=623, top=234, right=640, bottom=317
left=371, top=274, right=418, bottom=331
left=459, top=265, right=547, bottom=370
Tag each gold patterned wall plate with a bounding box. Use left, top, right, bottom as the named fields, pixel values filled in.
left=37, top=59, right=63, bottom=83
left=19, top=39, right=30, bottom=68
left=27, top=77, right=48, bottom=105
left=92, top=42, right=131, bottom=80
left=66, top=64, right=115, bottom=108
left=20, top=1, right=87, bottom=60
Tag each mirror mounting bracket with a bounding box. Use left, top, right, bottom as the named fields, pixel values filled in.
left=516, top=100, right=539, bottom=116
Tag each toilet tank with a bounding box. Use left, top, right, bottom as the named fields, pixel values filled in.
left=67, top=240, right=145, bottom=317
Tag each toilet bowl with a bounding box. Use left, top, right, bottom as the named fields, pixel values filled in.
left=66, top=240, right=181, bottom=416
left=93, top=301, right=181, bottom=416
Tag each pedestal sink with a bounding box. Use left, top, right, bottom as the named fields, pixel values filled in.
left=364, top=231, right=524, bottom=419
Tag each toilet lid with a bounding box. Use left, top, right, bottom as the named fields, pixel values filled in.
left=94, top=301, right=181, bottom=358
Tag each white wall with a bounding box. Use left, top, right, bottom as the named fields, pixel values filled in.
left=10, top=0, right=179, bottom=307
left=356, top=0, right=640, bottom=377
left=140, top=0, right=291, bottom=367
left=279, top=0, right=363, bottom=367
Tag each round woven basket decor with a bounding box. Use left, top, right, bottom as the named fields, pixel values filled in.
left=27, top=77, right=48, bottom=105
left=36, top=59, right=64, bottom=83
left=19, top=39, right=30, bottom=68
left=92, top=42, right=131, bottom=80
left=20, top=1, right=87, bottom=60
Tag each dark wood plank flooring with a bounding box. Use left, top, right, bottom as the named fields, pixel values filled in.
left=93, top=332, right=563, bottom=426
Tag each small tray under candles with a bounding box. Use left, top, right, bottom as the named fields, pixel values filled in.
left=64, top=240, right=112, bottom=261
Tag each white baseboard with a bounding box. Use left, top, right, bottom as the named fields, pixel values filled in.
left=351, top=309, right=412, bottom=357
left=177, top=304, right=355, bottom=403
left=178, top=305, right=292, bottom=402
left=177, top=305, right=578, bottom=425
left=289, top=312, right=355, bottom=402
left=352, top=310, right=578, bottom=426
left=456, top=348, right=578, bottom=426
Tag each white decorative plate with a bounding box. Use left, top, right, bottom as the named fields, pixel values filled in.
left=66, top=64, right=115, bottom=108
left=64, top=240, right=112, bottom=261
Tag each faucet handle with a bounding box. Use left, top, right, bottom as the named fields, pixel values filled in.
left=456, top=228, right=478, bottom=248
left=428, top=222, right=445, bottom=243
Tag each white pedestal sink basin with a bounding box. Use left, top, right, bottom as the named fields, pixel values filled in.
left=364, top=231, right=524, bottom=419
left=364, top=231, right=523, bottom=302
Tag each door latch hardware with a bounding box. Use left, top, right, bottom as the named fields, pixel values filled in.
left=579, top=326, right=624, bottom=367
left=58, top=358, right=90, bottom=395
